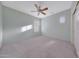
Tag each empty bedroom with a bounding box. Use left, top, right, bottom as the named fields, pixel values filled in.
left=0, top=1, right=79, bottom=58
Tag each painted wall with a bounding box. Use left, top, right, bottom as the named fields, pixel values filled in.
left=2, top=6, right=41, bottom=44
left=0, top=2, right=2, bottom=48
left=71, top=1, right=79, bottom=57
left=71, top=1, right=77, bottom=44
left=41, top=9, right=71, bottom=41
left=70, top=1, right=77, bottom=43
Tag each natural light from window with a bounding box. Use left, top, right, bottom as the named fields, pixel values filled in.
left=21, top=25, right=32, bottom=32
left=60, top=16, right=66, bottom=24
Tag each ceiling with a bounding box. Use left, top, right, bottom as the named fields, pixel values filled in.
left=2, top=1, right=73, bottom=18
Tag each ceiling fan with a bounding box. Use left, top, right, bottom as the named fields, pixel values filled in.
left=31, top=3, right=48, bottom=16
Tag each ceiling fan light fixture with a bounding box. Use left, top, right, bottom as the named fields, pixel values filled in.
left=31, top=3, right=48, bottom=16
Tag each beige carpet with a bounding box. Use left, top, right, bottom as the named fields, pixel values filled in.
left=0, top=36, right=77, bottom=58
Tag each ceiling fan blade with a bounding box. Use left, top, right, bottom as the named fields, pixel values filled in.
left=34, top=4, right=38, bottom=9
left=41, top=11, right=46, bottom=15
left=41, top=7, right=48, bottom=11
left=39, top=5, right=41, bottom=9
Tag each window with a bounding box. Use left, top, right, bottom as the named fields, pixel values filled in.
left=21, top=25, right=32, bottom=32
left=60, top=16, right=66, bottom=24
left=34, top=19, right=40, bottom=32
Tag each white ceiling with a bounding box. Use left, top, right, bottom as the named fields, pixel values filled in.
left=2, top=1, right=73, bottom=18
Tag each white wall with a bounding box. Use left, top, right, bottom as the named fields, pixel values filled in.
left=0, top=2, right=2, bottom=48
left=2, top=6, right=41, bottom=44
left=41, top=9, right=71, bottom=41
left=70, top=1, right=77, bottom=43
left=71, top=1, right=79, bottom=57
